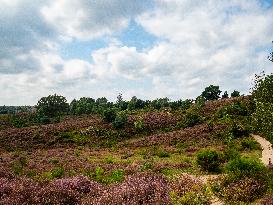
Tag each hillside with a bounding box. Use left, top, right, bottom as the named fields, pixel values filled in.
left=1, top=94, right=273, bottom=204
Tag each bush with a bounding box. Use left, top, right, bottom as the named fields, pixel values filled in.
left=241, top=138, right=261, bottom=150
left=230, top=122, right=250, bottom=138
left=196, top=149, right=222, bottom=172
left=112, top=112, right=128, bottom=129
left=51, top=167, right=65, bottom=179
left=223, top=177, right=266, bottom=203
left=170, top=174, right=210, bottom=205
left=134, top=118, right=144, bottom=132
left=223, top=147, right=240, bottom=161
left=226, top=156, right=268, bottom=180
left=178, top=110, right=203, bottom=128
left=102, top=108, right=117, bottom=123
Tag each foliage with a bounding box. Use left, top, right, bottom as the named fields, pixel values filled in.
left=102, top=108, right=117, bottom=123
left=170, top=99, right=193, bottom=110
left=134, top=118, right=144, bottom=132
left=177, top=109, right=203, bottom=128
left=251, top=72, right=273, bottom=141
left=222, top=177, right=266, bottom=203
left=240, top=138, right=261, bottom=150
left=195, top=96, right=206, bottom=108
left=196, top=149, right=222, bottom=172
left=221, top=91, right=229, bottom=99
left=225, top=156, right=268, bottom=181
left=37, top=94, right=69, bottom=118
left=70, top=97, right=95, bottom=115
left=128, top=96, right=146, bottom=110
left=230, top=122, right=250, bottom=138
left=231, top=90, right=240, bottom=97
left=112, top=112, right=128, bottom=129
left=170, top=174, right=210, bottom=205
left=201, top=85, right=221, bottom=101
left=51, top=167, right=65, bottom=179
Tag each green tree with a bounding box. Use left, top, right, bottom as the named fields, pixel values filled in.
left=251, top=72, right=273, bottom=141
left=128, top=96, right=146, bottom=110
left=231, top=90, right=240, bottom=97
left=201, top=85, right=221, bottom=101
left=37, top=94, right=69, bottom=118
left=222, top=91, right=229, bottom=99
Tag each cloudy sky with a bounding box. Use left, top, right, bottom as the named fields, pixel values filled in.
left=1, top=0, right=273, bottom=105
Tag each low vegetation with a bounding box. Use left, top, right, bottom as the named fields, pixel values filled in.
left=1, top=70, right=273, bottom=204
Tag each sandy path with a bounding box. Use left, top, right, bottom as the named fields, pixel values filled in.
left=252, top=134, right=273, bottom=166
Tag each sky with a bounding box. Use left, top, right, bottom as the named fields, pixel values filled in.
left=0, top=0, right=273, bottom=105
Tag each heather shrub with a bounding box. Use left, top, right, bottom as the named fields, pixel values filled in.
left=261, top=194, right=273, bottom=205
left=196, top=149, right=222, bottom=172
left=169, top=174, right=210, bottom=205
left=51, top=176, right=103, bottom=194
left=0, top=177, right=40, bottom=205
left=82, top=173, right=171, bottom=205
left=34, top=185, right=80, bottom=205
left=223, top=177, right=266, bottom=203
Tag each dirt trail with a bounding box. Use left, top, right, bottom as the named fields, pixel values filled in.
left=252, top=134, right=273, bottom=166
left=196, top=175, right=224, bottom=205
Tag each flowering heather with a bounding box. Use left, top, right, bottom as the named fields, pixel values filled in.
left=82, top=172, right=171, bottom=205
left=128, top=112, right=178, bottom=131
left=0, top=115, right=101, bottom=151
left=261, top=195, right=273, bottom=205
left=0, top=177, right=40, bottom=205
left=51, top=176, right=103, bottom=194
left=223, top=177, right=266, bottom=203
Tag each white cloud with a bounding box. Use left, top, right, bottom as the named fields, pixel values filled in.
left=0, top=0, right=272, bottom=105
left=41, top=0, right=148, bottom=40
left=91, top=0, right=273, bottom=98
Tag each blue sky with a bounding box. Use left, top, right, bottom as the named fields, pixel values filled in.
left=0, top=0, right=272, bottom=105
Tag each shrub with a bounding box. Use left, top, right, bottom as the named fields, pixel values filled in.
left=178, top=111, right=203, bottom=128
left=251, top=73, right=273, bottom=141
left=241, top=138, right=261, bottom=150
left=196, top=149, right=222, bottom=172
left=102, top=108, right=117, bottom=123
left=157, top=149, right=170, bottom=158
left=51, top=167, right=65, bottom=179
left=112, top=112, right=128, bottom=129
left=169, top=174, right=210, bottom=205
left=226, top=156, right=268, bottom=180
left=230, top=122, right=250, bottom=138
left=223, top=147, right=240, bottom=161
left=82, top=173, right=170, bottom=205
left=223, top=177, right=266, bottom=203
left=34, top=186, right=80, bottom=205
left=134, top=118, right=144, bottom=132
